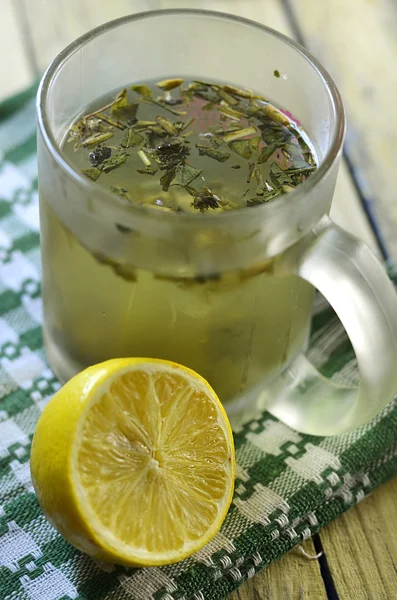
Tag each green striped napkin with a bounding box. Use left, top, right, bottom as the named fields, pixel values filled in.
left=1, top=86, right=397, bottom=600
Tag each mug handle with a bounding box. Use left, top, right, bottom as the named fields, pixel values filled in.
left=266, top=215, right=397, bottom=436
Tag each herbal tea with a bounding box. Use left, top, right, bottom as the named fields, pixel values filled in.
left=40, top=77, right=317, bottom=400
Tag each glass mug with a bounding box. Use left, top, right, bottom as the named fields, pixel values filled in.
left=37, top=10, right=397, bottom=435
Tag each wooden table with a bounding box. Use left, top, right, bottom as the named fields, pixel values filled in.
left=2, top=1, right=397, bottom=598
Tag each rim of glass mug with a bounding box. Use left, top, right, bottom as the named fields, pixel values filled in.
left=37, top=9, right=345, bottom=232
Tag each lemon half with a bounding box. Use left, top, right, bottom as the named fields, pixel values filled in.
left=30, top=358, right=235, bottom=566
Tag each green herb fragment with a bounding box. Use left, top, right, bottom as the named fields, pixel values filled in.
left=148, top=125, right=167, bottom=136
left=110, top=88, right=128, bottom=112
left=282, top=142, right=311, bottom=169
left=156, top=78, right=184, bottom=91
left=250, top=137, right=261, bottom=152
left=229, top=139, right=254, bottom=159
left=89, top=144, right=111, bottom=166
left=191, top=188, right=221, bottom=212
left=101, top=153, right=128, bottom=173
left=262, top=104, right=290, bottom=126
left=137, top=150, right=151, bottom=167
left=150, top=99, right=187, bottom=116
left=68, top=117, right=102, bottom=146
left=160, top=166, right=177, bottom=191
left=202, top=102, right=218, bottom=111
left=258, top=119, right=293, bottom=146
left=112, top=103, right=139, bottom=122
left=218, top=89, right=240, bottom=106
left=154, top=141, right=189, bottom=167
left=130, top=84, right=153, bottom=100
left=109, top=185, right=132, bottom=200
left=223, top=126, right=257, bottom=143
left=274, top=70, right=281, bottom=78
left=247, top=162, right=256, bottom=183
left=258, top=143, right=278, bottom=164
left=208, top=125, right=224, bottom=135
left=191, top=80, right=215, bottom=89
left=121, top=129, right=144, bottom=148
left=172, top=163, right=202, bottom=187
left=210, top=136, right=224, bottom=149
left=156, top=116, right=178, bottom=136
left=195, top=145, right=230, bottom=163
left=137, top=165, right=158, bottom=176
left=246, top=198, right=264, bottom=207
left=254, top=168, right=267, bottom=196
left=219, top=105, right=247, bottom=121
left=116, top=224, right=134, bottom=233
left=94, top=253, right=137, bottom=282
left=222, top=85, right=253, bottom=100
left=181, top=117, right=195, bottom=132
left=96, top=113, right=126, bottom=130
left=193, top=89, right=219, bottom=104
left=269, top=162, right=296, bottom=189
left=82, top=167, right=102, bottom=180
left=81, top=131, right=114, bottom=147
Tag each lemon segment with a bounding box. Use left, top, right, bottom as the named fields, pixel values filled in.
left=30, top=358, right=235, bottom=566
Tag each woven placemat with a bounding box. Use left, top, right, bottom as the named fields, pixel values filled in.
left=1, top=87, right=397, bottom=600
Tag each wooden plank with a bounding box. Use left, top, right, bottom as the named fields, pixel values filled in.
left=229, top=542, right=327, bottom=600
left=0, top=0, right=34, bottom=101
left=320, top=478, right=397, bottom=599
left=287, top=0, right=397, bottom=259
left=18, top=0, right=158, bottom=71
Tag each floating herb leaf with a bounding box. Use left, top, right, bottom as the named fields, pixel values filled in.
left=218, top=89, right=239, bottom=106
left=246, top=198, right=264, bottom=207
left=195, top=145, right=230, bottom=162
left=258, top=143, right=278, bottom=164
left=137, top=150, right=152, bottom=167
left=181, top=117, right=195, bottom=132
left=219, top=105, right=247, bottom=121
left=88, top=144, right=112, bottom=166
left=274, top=70, right=281, bottom=78
left=110, top=185, right=132, bottom=200
left=247, top=162, right=255, bottom=183
left=101, top=153, right=128, bottom=173
left=154, top=141, right=189, bottom=168
left=96, top=113, right=126, bottom=130
left=262, top=104, right=290, bottom=126
left=130, top=84, right=153, bottom=100
left=282, top=142, right=311, bottom=169
left=82, top=167, right=102, bottom=181
left=258, top=119, right=293, bottom=146
left=160, top=166, right=177, bottom=191
left=110, top=88, right=128, bottom=113
left=229, top=139, right=253, bottom=159
left=172, top=163, right=202, bottom=187
left=269, top=162, right=294, bottom=189
left=156, top=116, right=178, bottom=136
left=192, top=188, right=221, bottom=212
left=250, top=136, right=261, bottom=152
left=223, top=126, right=257, bottom=143
left=112, top=103, right=139, bottom=123
left=137, top=165, right=158, bottom=176
left=116, top=224, right=134, bottom=233
left=121, top=129, right=144, bottom=148
left=156, top=78, right=184, bottom=91
left=209, top=136, right=224, bottom=149
left=82, top=131, right=114, bottom=148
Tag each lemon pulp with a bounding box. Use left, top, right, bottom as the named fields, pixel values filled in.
left=31, top=358, right=235, bottom=566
